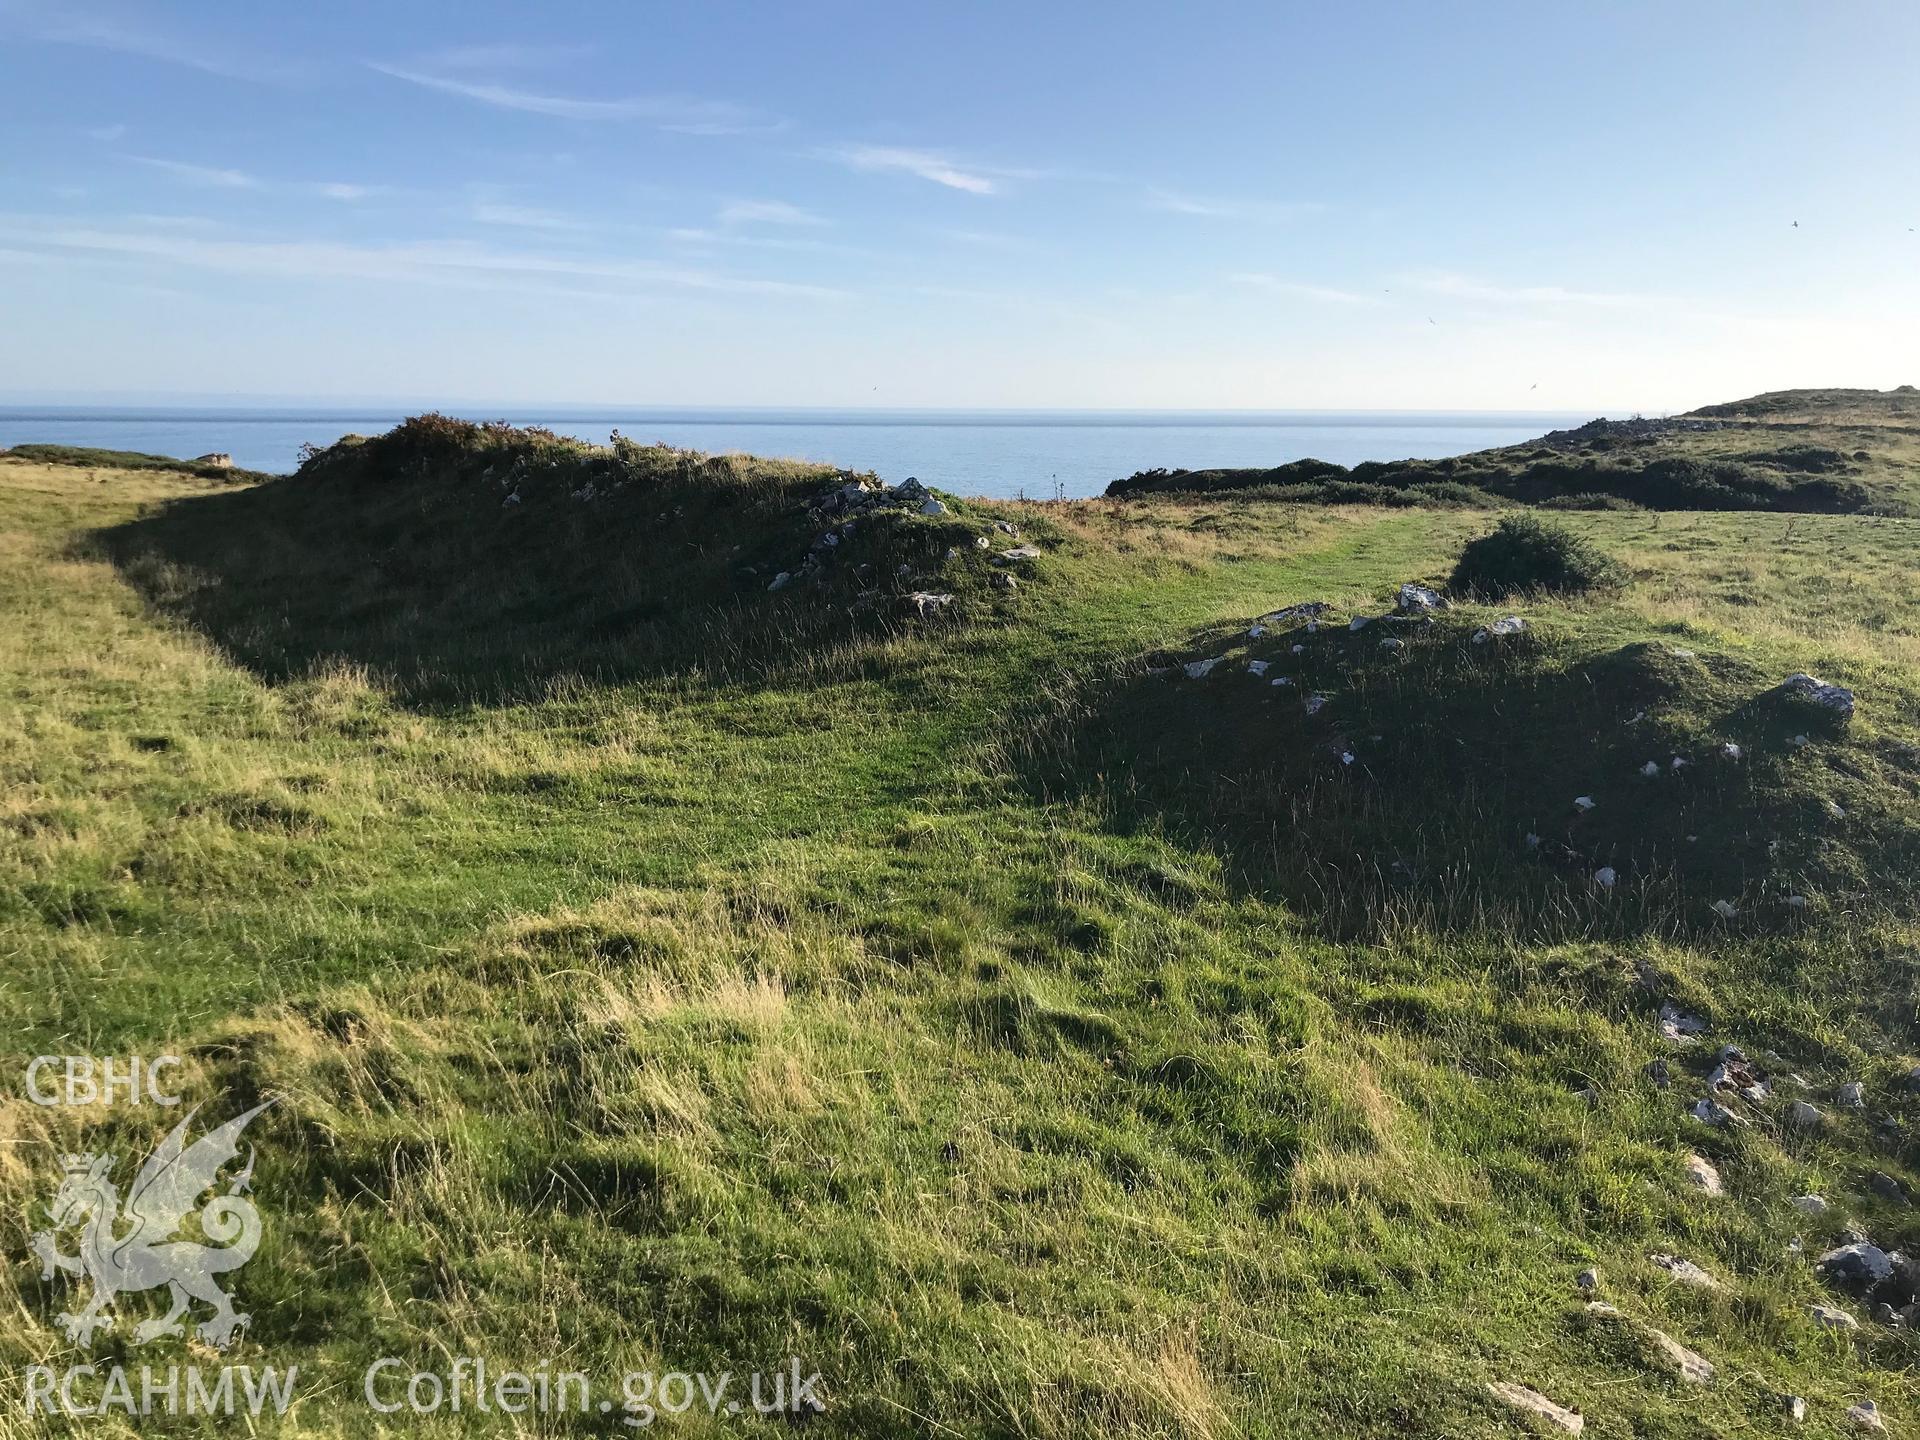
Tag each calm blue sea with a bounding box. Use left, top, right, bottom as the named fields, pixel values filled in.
left=0, top=406, right=1595, bottom=501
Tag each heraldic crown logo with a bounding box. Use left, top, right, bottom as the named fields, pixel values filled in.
left=30, top=1101, right=273, bottom=1349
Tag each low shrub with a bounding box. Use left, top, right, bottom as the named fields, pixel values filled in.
left=1449, top=515, right=1625, bottom=599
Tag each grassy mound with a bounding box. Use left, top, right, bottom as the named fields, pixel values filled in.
left=97, top=415, right=1055, bottom=701
left=1450, top=515, right=1625, bottom=599
left=1025, top=597, right=1911, bottom=938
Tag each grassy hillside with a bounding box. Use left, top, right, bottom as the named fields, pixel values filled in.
left=1105, top=386, right=1920, bottom=514
left=7, top=426, right=1920, bottom=1437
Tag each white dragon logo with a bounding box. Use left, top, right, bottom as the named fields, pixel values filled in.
left=29, top=1101, right=272, bottom=1349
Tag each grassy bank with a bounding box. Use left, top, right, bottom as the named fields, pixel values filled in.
left=5, top=431, right=1920, bottom=1436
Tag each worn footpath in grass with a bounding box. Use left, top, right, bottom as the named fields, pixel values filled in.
left=4, top=440, right=1920, bottom=1437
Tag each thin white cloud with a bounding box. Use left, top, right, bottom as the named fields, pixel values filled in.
left=1147, top=188, right=1325, bottom=222
left=129, top=156, right=256, bottom=188
left=717, top=199, right=825, bottom=227
left=6, top=4, right=286, bottom=81
left=85, top=123, right=128, bottom=142
left=128, top=157, right=375, bottom=202
left=830, top=145, right=999, bottom=195
left=472, top=202, right=585, bottom=230
left=1231, top=273, right=1381, bottom=305
left=425, top=42, right=593, bottom=71
left=0, top=215, right=848, bottom=302
left=367, top=62, right=773, bottom=133
left=1406, top=271, right=1654, bottom=308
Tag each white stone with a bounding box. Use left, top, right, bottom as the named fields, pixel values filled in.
left=1791, top=1194, right=1828, bottom=1216
left=1574, top=795, right=1596, bottom=812
left=1488, top=1383, right=1583, bottom=1434
left=1685, top=1153, right=1723, bottom=1195
left=1593, top=867, right=1617, bottom=890
left=1812, top=1304, right=1859, bottom=1329
left=1184, top=657, right=1223, bottom=679
left=1247, top=659, right=1269, bottom=677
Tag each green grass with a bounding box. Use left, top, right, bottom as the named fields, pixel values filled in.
left=6, top=433, right=1920, bottom=1437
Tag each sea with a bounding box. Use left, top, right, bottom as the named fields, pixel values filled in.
left=0, top=406, right=1598, bottom=501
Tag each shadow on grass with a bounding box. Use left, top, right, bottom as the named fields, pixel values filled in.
left=1013, top=610, right=1915, bottom=942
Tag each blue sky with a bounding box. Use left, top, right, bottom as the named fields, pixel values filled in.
left=1, top=0, right=1915, bottom=410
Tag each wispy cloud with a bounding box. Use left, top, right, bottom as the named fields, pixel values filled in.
left=829, top=145, right=1004, bottom=195
left=5, top=3, right=287, bottom=81
left=1147, top=188, right=1325, bottom=222
left=717, top=199, right=825, bottom=227
left=0, top=214, right=848, bottom=301
left=424, top=42, right=593, bottom=71
left=367, top=62, right=775, bottom=134
left=1406, top=271, right=1653, bottom=308
left=128, top=156, right=375, bottom=202
left=472, top=202, right=585, bottom=230
left=1231, top=273, right=1381, bottom=305
left=84, top=123, right=128, bottom=142
left=129, top=156, right=255, bottom=188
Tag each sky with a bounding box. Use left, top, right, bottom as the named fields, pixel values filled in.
left=1, top=0, right=1916, bottom=412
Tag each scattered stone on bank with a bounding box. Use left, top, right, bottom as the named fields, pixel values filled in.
left=1812, top=1303, right=1860, bottom=1329
left=1184, top=657, right=1224, bottom=680
left=1380, top=636, right=1405, bottom=652
left=502, top=490, right=521, bottom=507
left=1650, top=1253, right=1720, bottom=1288
left=1722, top=741, right=1745, bottom=761
left=974, top=535, right=991, bottom=549
left=1828, top=799, right=1848, bottom=820
left=1574, top=795, right=1596, bottom=812
left=1685, top=1153, right=1723, bottom=1195
left=1396, top=582, right=1447, bottom=613
left=1780, top=672, right=1857, bottom=718
left=992, top=545, right=1043, bottom=564
left=994, top=572, right=1017, bottom=590
left=1248, top=624, right=1267, bottom=638
left=1819, top=1243, right=1895, bottom=1289
left=1247, top=659, right=1269, bottom=677
left=1649, top=1330, right=1715, bottom=1384
left=1263, top=600, right=1331, bottom=623
left=1271, top=675, right=1293, bottom=687
left=768, top=571, right=792, bottom=591
left=1592, top=866, right=1617, bottom=891
left=1305, top=693, right=1329, bottom=717
left=1576, top=1267, right=1599, bottom=1291
left=994, top=520, right=1018, bottom=536
left=1787, top=894, right=1809, bottom=909
left=1487, top=1383, right=1583, bottom=1435
left=1837, top=1081, right=1866, bottom=1110
left=1869, top=1171, right=1908, bottom=1205
left=1658, top=1003, right=1707, bottom=1042
left=1790, top=1101, right=1824, bottom=1128
left=905, top=592, right=955, bottom=618
left=1848, top=1400, right=1886, bottom=1431
left=1670, top=755, right=1689, bottom=771
left=1290, top=642, right=1307, bottom=656
left=1349, top=615, right=1372, bottom=632
left=918, top=497, right=947, bottom=516
left=1784, top=1395, right=1808, bottom=1424
left=1640, top=760, right=1661, bottom=778
left=1585, top=1300, right=1621, bottom=1318
left=1711, top=899, right=1738, bottom=920
left=1692, top=1098, right=1745, bottom=1127
left=1791, top=1194, right=1829, bottom=1215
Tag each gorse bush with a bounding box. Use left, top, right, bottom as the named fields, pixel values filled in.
left=1449, top=514, right=1625, bottom=599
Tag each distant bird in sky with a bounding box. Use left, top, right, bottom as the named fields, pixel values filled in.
left=1530, top=383, right=1538, bottom=390
left=1792, top=220, right=1799, bottom=228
